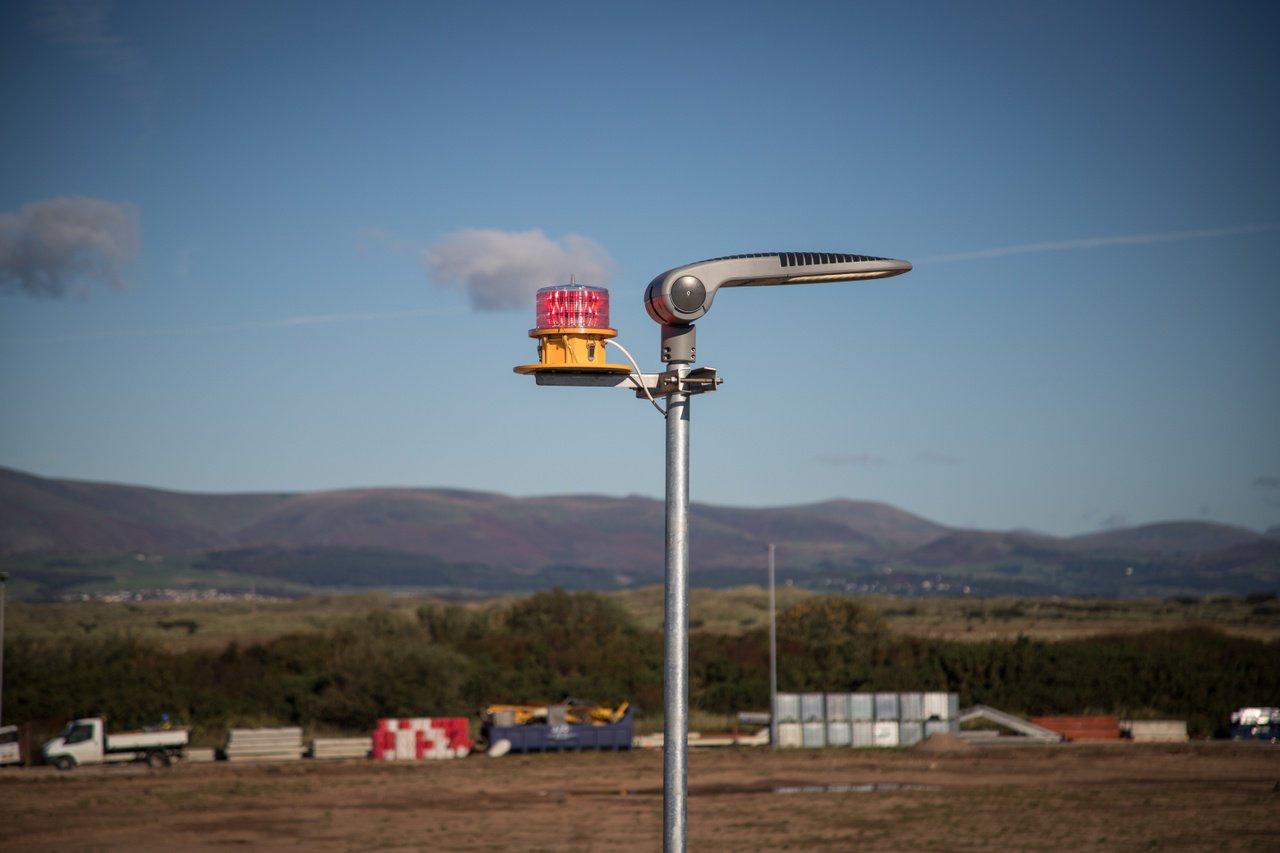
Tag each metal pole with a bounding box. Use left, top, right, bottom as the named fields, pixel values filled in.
left=768, top=543, right=777, bottom=749
left=662, top=363, right=690, bottom=853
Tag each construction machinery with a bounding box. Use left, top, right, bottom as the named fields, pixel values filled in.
left=482, top=699, right=633, bottom=754
left=484, top=700, right=630, bottom=728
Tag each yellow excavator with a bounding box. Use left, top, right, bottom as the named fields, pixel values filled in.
left=484, top=700, right=630, bottom=726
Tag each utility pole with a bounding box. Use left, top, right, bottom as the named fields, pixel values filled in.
left=768, top=544, right=777, bottom=749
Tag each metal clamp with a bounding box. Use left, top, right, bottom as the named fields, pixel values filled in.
left=645, top=367, right=721, bottom=399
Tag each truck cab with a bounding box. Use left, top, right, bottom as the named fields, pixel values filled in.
left=43, top=719, right=105, bottom=770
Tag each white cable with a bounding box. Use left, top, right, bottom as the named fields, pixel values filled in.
left=604, top=338, right=666, bottom=416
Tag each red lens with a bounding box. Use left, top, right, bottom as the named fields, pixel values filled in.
left=535, top=285, right=610, bottom=329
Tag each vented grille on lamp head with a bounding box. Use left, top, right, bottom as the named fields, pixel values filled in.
left=690, top=251, right=890, bottom=268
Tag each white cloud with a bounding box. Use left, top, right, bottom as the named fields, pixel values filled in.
left=0, top=196, right=139, bottom=298
left=423, top=228, right=613, bottom=311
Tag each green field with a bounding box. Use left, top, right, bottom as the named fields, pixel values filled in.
left=8, top=586, right=1279, bottom=653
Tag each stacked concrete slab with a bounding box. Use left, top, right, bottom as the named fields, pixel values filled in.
left=1121, top=720, right=1188, bottom=742
left=223, top=727, right=305, bottom=762
left=309, top=737, right=372, bottom=760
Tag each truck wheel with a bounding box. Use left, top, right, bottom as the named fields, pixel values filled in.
left=146, top=750, right=170, bottom=769
left=53, top=756, right=76, bottom=771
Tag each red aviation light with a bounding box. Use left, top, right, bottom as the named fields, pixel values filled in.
left=514, top=283, right=630, bottom=375
left=535, top=284, right=610, bottom=330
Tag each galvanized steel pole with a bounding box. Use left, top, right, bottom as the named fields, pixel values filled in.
left=662, top=363, right=690, bottom=853
left=768, top=544, right=777, bottom=749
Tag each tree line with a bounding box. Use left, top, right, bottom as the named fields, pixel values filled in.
left=5, top=591, right=1275, bottom=741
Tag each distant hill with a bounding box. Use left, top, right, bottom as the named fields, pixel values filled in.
left=1, top=466, right=1276, bottom=599
left=1068, top=521, right=1264, bottom=555
left=0, top=467, right=947, bottom=571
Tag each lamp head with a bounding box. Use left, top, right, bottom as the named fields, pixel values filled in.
left=644, top=251, right=911, bottom=325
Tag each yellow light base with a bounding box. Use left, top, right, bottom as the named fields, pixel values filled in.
left=513, top=326, right=633, bottom=375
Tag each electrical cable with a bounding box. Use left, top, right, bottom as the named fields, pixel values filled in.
left=604, top=338, right=666, bottom=416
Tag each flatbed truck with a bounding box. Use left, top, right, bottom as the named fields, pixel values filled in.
left=42, top=717, right=188, bottom=770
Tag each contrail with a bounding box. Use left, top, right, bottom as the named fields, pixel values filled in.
left=916, top=222, right=1280, bottom=264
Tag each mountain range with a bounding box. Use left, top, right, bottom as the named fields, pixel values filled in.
left=2, top=466, right=1276, bottom=600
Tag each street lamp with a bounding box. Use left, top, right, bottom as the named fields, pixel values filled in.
left=515, top=250, right=911, bottom=852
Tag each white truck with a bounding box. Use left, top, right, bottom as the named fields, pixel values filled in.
left=42, top=718, right=188, bottom=770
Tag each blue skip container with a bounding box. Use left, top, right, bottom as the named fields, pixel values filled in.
left=482, top=708, right=634, bottom=753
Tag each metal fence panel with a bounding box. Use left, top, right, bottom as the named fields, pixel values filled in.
left=923, top=720, right=958, bottom=738
left=874, top=692, right=900, bottom=721
left=775, top=693, right=800, bottom=723
left=801, top=693, right=826, bottom=722
left=899, top=692, right=924, bottom=721
left=824, top=693, right=851, bottom=721
left=826, top=721, right=852, bottom=747
left=872, top=721, right=900, bottom=747
left=923, top=692, right=950, bottom=720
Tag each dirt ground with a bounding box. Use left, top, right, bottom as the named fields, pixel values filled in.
left=1, top=743, right=1277, bottom=851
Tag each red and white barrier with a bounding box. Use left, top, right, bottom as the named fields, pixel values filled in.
left=373, top=717, right=473, bottom=760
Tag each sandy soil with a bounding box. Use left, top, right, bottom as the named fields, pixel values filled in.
left=1, top=743, right=1277, bottom=850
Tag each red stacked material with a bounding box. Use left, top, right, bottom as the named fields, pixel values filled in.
left=1030, top=715, right=1121, bottom=741
left=372, top=720, right=397, bottom=760
left=371, top=718, right=474, bottom=760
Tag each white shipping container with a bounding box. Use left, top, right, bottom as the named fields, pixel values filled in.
left=851, top=721, right=875, bottom=747
left=948, top=693, right=960, bottom=720
left=801, top=693, right=826, bottom=722
left=826, top=721, right=852, bottom=747
left=898, top=721, right=924, bottom=747
left=775, top=693, right=801, bottom=723
left=874, top=692, right=900, bottom=721
left=825, top=693, right=852, bottom=721
left=872, top=721, right=900, bottom=747
left=899, top=692, right=924, bottom=721
left=923, top=692, right=951, bottom=720
left=850, top=693, right=875, bottom=721
left=802, top=721, right=826, bottom=748
left=778, top=723, right=803, bottom=748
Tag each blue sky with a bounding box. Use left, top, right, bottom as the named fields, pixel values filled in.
left=2, top=0, right=1277, bottom=536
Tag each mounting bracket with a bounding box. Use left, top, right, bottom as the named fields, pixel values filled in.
left=532, top=367, right=722, bottom=399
